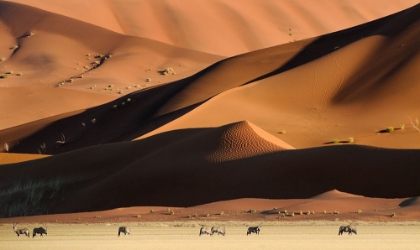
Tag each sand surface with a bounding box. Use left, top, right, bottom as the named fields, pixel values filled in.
left=1, top=222, right=420, bottom=250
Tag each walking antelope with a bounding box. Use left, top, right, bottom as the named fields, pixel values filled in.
left=199, top=227, right=212, bottom=236
left=118, top=226, right=131, bottom=236
left=247, top=226, right=261, bottom=236
left=338, top=225, right=357, bottom=235
left=13, top=223, right=30, bottom=237
left=211, top=226, right=225, bottom=236
left=33, top=224, right=48, bottom=237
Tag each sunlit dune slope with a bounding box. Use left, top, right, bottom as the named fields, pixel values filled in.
left=6, top=0, right=419, bottom=56
left=3, top=4, right=420, bottom=154
left=0, top=152, right=48, bottom=164
left=0, top=1, right=222, bottom=130
left=143, top=3, right=420, bottom=149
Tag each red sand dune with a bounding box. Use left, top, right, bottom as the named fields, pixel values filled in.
left=6, top=0, right=419, bottom=56
left=143, top=3, right=420, bottom=149
left=0, top=1, right=222, bottom=130
left=3, top=2, right=420, bottom=153
left=1, top=1, right=420, bottom=221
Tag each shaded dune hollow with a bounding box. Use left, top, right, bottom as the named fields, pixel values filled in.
left=1, top=121, right=420, bottom=216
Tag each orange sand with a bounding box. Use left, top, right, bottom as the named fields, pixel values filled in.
left=1, top=1, right=420, bottom=222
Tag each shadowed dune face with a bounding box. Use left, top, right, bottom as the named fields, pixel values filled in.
left=1, top=1, right=420, bottom=219
left=1, top=127, right=420, bottom=216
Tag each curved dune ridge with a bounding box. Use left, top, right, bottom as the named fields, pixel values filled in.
left=1, top=1, right=420, bottom=220
left=6, top=0, right=419, bottom=56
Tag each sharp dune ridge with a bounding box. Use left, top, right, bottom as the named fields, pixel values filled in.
left=1, top=1, right=420, bottom=221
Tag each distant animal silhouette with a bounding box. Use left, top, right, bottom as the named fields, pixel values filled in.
left=118, top=226, right=131, bottom=236
left=247, top=226, right=260, bottom=236
left=33, top=225, right=48, bottom=237
left=338, top=225, right=357, bottom=235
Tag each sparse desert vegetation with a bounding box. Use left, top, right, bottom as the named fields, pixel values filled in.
left=407, top=116, right=420, bottom=132
left=377, top=124, right=405, bottom=134
left=159, top=67, right=176, bottom=75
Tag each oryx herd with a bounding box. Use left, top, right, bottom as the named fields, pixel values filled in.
left=12, top=223, right=358, bottom=238
left=198, top=224, right=358, bottom=237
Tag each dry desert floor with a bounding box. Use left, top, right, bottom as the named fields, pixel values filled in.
left=1, top=221, right=420, bottom=250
